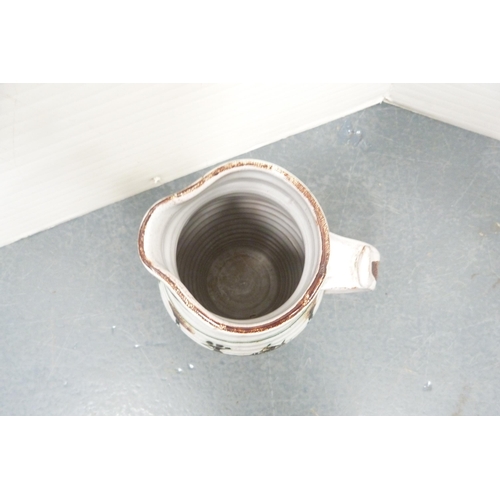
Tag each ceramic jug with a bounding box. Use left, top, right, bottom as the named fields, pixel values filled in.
left=138, top=159, right=380, bottom=356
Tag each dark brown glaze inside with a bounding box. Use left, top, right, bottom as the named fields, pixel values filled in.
left=176, top=194, right=305, bottom=320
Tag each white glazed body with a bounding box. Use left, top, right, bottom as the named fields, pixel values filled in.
left=138, top=159, right=379, bottom=356
left=158, top=281, right=325, bottom=355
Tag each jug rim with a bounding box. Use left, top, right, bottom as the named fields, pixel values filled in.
left=138, top=159, right=330, bottom=334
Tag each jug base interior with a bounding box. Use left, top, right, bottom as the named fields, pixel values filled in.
left=206, top=245, right=280, bottom=320
left=176, top=192, right=306, bottom=321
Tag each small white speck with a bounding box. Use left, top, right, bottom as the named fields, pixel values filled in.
left=134, top=344, right=140, bottom=348
left=63, top=381, right=68, bottom=386
left=423, top=381, right=432, bottom=391
left=355, top=130, right=361, bottom=135
left=112, top=325, right=116, bottom=331
left=188, top=363, right=194, bottom=370
left=152, top=176, right=161, bottom=185
left=177, top=368, right=183, bottom=373
left=479, top=232, right=484, bottom=236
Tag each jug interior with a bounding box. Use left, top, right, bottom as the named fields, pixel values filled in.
left=176, top=194, right=305, bottom=320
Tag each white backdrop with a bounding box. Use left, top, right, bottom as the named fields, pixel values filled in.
left=1, top=83, right=499, bottom=247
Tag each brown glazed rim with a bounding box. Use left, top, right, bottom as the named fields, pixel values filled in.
left=138, top=159, right=330, bottom=334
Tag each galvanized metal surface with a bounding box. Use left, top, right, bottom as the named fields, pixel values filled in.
left=1, top=103, right=499, bottom=415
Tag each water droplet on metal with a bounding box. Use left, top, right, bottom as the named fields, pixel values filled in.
left=177, top=368, right=183, bottom=373
left=350, top=129, right=363, bottom=145
left=423, top=381, right=432, bottom=391
left=188, top=363, right=194, bottom=370
left=338, top=121, right=363, bottom=146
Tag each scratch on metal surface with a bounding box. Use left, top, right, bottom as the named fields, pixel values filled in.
left=32, top=338, right=75, bottom=352
left=409, top=330, right=436, bottom=361
left=453, top=170, right=480, bottom=207
left=371, top=201, right=401, bottom=215
left=337, top=149, right=360, bottom=233
left=464, top=186, right=487, bottom=213
left=266, top=356, right=276, bottom=416
left=299, top=336, right=308, bottom=369
left=486, top=246, right=500, bottom=300
left=117, top=326, right=138, bottom=344
left=139, top=348, right=162, bottom=381
left=47, top=324, right=70, bottom=382
left=46, top=281, right=90, bottom=381
left=420, top=269, right=461, bottom=284
left=487, top=165, right=500, bottom=184
left=458, top=318, right=495, bottom=332
left=406, top=263, right=421, bottom=285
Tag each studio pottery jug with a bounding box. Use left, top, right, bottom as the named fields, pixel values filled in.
left=138, top=159, right=380, bottom=356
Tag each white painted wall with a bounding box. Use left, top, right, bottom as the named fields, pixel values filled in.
left=1, top=83, right=499, bottom=248
left=0, top=83, right=389, bottom=248
left=386, top=83, right=500, bottom=141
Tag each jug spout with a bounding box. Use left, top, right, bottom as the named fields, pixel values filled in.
left=322, top=233, right=380, bottom=294
left=138, top=196, right=187, bottom=284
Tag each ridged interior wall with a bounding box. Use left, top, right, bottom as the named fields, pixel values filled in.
left=176, top=194, right=305, bottom=320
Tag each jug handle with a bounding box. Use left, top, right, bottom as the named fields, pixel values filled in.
left=321, top=232, right=380, bottom=294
